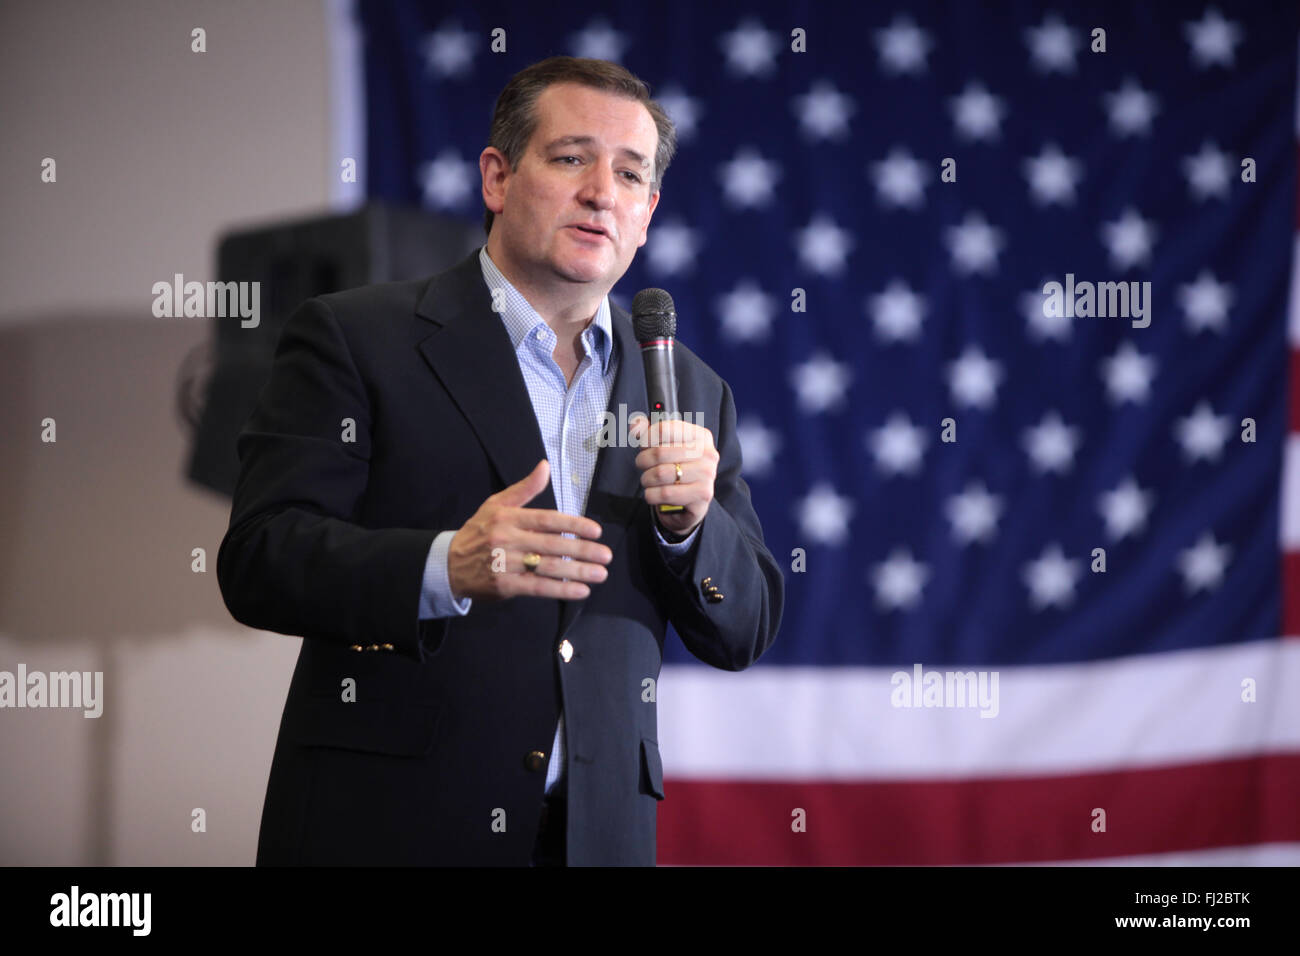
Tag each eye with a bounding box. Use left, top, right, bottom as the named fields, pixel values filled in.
left=620, top=170, right=643, bottom=183
left=554, top=155, right=580, bottom=165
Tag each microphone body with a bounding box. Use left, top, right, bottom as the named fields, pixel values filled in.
left=632, top=288, right=685, bottom=514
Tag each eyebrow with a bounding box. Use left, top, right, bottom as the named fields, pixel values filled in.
left=542, top=135, right=651, bottom=168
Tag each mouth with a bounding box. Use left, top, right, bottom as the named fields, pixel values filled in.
left=569, top=223, right=610, bottom=240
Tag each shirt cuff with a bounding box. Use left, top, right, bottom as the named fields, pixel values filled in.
left=654, top=517, right=701, bottom=556
left=419, top=530, right=472, bottom=620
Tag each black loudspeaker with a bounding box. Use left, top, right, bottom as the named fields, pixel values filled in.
left=184, top=203, right=482, bottom=497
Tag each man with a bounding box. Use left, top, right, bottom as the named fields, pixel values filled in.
left=217, top=56, right=783, bottom=866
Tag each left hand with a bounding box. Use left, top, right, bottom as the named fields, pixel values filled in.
left=631, top=416, right=719, bottom=538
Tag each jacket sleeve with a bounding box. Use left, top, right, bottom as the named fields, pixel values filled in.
left=654, top=378, right=784, bottom=671
left=216, top=297, right=440, bottom=661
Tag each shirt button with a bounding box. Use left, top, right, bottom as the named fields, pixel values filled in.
left=535, top=328, right=544, bottom=340
left=571, top=472, right=579, bottom=483
left=559, top=639, right=574, bottom=663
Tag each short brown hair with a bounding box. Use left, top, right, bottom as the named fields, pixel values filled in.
left=482, top=56, right=677, bottom=235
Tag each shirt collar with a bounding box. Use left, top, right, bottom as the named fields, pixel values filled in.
left=478, top=245, right=614, bottom=375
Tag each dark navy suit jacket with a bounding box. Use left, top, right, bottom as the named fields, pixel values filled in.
left=217, top=250, right=783, bottom=865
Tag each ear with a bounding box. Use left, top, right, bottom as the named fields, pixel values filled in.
left=480, top=147, right=510, bottom=218
left=636, top=190, right=660, bottom=248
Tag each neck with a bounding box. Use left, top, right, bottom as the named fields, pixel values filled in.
left=485, top=237, right=605, bottom=340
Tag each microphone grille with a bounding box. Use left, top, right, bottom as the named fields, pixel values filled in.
left=632, top=288, right=676, bottom=341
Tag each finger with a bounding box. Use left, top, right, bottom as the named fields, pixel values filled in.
left=646, top=481, right=710, bottom=508
left=649, top=419, right=710, bottom=448
left=493, top=459, right=550, bottom=508
left=635, top=444, right=703, bottom=471
left=513, top=552, right=610, bottom=583
left=514, top=508, right=603, bottom=539
left=641, top=461, right=690, bottom=489
left=513, top=530, right=613, bottom=564
left=503, top=571, right=592, bottom=601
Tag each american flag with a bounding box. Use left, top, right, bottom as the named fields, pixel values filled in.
left=346, top=0, right=1300, bottom=864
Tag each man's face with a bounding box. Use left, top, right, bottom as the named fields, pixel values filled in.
left=483, top=83, right=661, bottom=294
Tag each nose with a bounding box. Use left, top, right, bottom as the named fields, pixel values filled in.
left=577, top=162, right=615, bottom=211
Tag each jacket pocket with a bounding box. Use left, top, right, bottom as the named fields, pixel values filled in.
left=282, top=693, right=442, bottom=757
left=640, top=737, right=665, bottom=800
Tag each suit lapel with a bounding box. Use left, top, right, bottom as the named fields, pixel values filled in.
left=414, top=253, right=558, bottom=513
left=558, top=304, right=647, bottom=638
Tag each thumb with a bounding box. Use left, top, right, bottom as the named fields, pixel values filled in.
left=495, top=458, right=550, bottom=507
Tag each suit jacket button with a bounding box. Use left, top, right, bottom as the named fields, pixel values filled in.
left=707, top=592, right=725, bottom=603
left=348, top=644, right=364, bottom=652
left=558, top=639, right=574, bottom=663
left=524, top=750, right=546, bottom=772
left=367, top=644, right=380, bottom=652
left=381, top=643, right=394, bottom=652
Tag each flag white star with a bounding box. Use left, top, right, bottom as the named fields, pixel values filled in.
left=736, top=417, right=781, bottom=479
left=1104, top=79, right=1160, bottom=136
left=950, top=82, right=1006, bottom=141
left=1178, top=532, right=1232, bottom=593
left=874, top=15, right=933, bottom=75
left=870, top=147, right=930, bottom=208
left=570, top=19, right=627, bottom=61
left=796, top=214, right=854, bottom=275
left=1100, top=341, right=1157, bottom=405
left=869, top=412, right=928, bottom=476
left=716, top=279, right=776, bottom=343
left=791, top=353, right=852, bottom=413
left=1023, top=544, right=1082, bottom=610
left=947, top=346, right=1003, bottom=409
left=422, top=22, right=476, bottom=78
left=946, top=481, right=1003, bottom=545
left=871, top=548, right=930, bottom=610
left=795, top=483, right=855, bottom=546
left=1178, top=270, right=1233, bottom=334
left=1098, top=477, right=1154, bottom=542
left=1024, top=15, right=1080, bottom=73
left=720, top=19, right=779, bottom=77
left=1023, top=282, right=1073, bottom=342
left=1183, top=142, right=1232, bottom=201
left=1184, top=7, right=1243, bottom=69
left=1023, top=411, right=1080, bottom=474
left=945, top=212, right=1004, bottom=275
left=1100, top=207, right=1156, bottom=271
left=718, top=147, right=781, bottom=209
left=1023, top=144, right=1083, bottom=205
left=793, top=82, right=855, bottom=140
left=1175, top=401, right=1231, bottom=462
left=868, top=280, right=927, bottom=343
left=644, top=220, right=699, bottom=275
left=655, top=86, right=702, bottom=141
left=418, top=150, right=476, bottom=209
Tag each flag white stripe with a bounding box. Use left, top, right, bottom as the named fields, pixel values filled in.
left=658, top=638, right=1300, bottom=779
left=1283, top=435, right=1300, bottom=548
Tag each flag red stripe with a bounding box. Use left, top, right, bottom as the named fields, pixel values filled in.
left=657, top=752, right=1300, bottom=865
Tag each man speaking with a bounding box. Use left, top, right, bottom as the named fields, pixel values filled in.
left=218, top=56, right=783, bottom=866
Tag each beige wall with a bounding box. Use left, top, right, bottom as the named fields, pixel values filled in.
left=0, top=0, right=335, bottom=864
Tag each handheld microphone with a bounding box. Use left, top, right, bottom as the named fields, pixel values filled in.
left=632, top=288, right=684, bottom=514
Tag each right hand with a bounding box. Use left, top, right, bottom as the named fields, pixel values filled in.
left=446, top=459, right=612, bottom=602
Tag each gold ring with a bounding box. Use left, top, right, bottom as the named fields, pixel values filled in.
left=522, top=552, right=541, bottom=573
left=674, top=462, right=683, bottom=484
